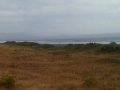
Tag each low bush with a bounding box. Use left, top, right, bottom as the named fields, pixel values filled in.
left=18, top=41, right=39, bottom=46
left=5, top=41, right=55, bottom=50
left=0, top=74, right=15, bottom=88
left=85, top=43, right=101, bottom=47
left=100, top=44, right=120, bottom=53
left=110, top=42, right=117, bottom=45
left=100, top=45, right=115, bottom=52
left=64, top=43, right=102, bottom=52
left=64, top=44, right=85, bottom=51
left=5, top=41, right=17, bottom=44
left=41, top=44, right=55, bottom=49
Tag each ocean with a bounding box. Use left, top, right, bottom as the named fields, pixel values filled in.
left=1, top=37, right=120, bottom=44
left=33, top=37, right=120, bottom=44
left=29, top=37, right=119, bottom=44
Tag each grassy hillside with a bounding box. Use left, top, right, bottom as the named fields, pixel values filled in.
left=0, top=42, right=120, bottom=90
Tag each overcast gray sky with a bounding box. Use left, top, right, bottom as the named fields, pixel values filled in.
left=0, top=0, right=120, bottom=38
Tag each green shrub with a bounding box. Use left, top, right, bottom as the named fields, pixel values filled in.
left=5, top=41, right=16, bottom=44
left=5, top=41, right=55, bottom=50
left=64, top=43, right=102, bottom=52
left=100, top=45, right=116, bottom=53
left=0, top=74, right=15, bottom=88
left=86, top=43, right=100, bottom=47
left=110, top=42, right=117, bottom=45
left=64, top=44, right=85, bottom=51
left=100, top=42, right=120, bottom=53
left=82, top=76, right=97, bottom=87
left=41, top=44, right=55, bottom=49
left=18, top=42, right=39, bottom=46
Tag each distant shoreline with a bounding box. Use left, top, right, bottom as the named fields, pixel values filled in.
left=1, top=40, right=120, bottom=45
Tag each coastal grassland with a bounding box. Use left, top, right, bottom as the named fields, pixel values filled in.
left=0, top=42, right=120, bottom=90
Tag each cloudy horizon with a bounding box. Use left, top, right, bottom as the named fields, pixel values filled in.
left=0, top=0, right=120, bottom=39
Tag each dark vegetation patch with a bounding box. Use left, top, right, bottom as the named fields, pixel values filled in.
left=100, top=45, right=120, bottom=53
left=64, top=42, right=120, bottom=53
left=97, top=58, right=120, bottom=64
left=82, top=76, right=97, bottom=87
left=58, top=84, right=77, bottom=90
left=51, top=51, right=70, bottom=55
left=5, top=41, right=120, bottom=53
left=5, top=41, right=55, bottom=50
left=0, top=74, right=15, bottom=88
left=64, top=43, right=102, bottom=51
left=101, top=86, right=116, bottom=90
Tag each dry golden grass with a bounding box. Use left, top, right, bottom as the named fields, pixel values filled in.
left=0, top=44, right=120, bottom=90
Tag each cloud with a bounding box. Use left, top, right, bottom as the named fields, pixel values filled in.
left=0, top=0, right=120, bottom=38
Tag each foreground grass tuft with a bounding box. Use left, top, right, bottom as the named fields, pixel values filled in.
left=58, top=84, right=77, bottom=90
left=0, top=74, right=15, bottom=88
left=82, top=76, right=97, bottom=87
